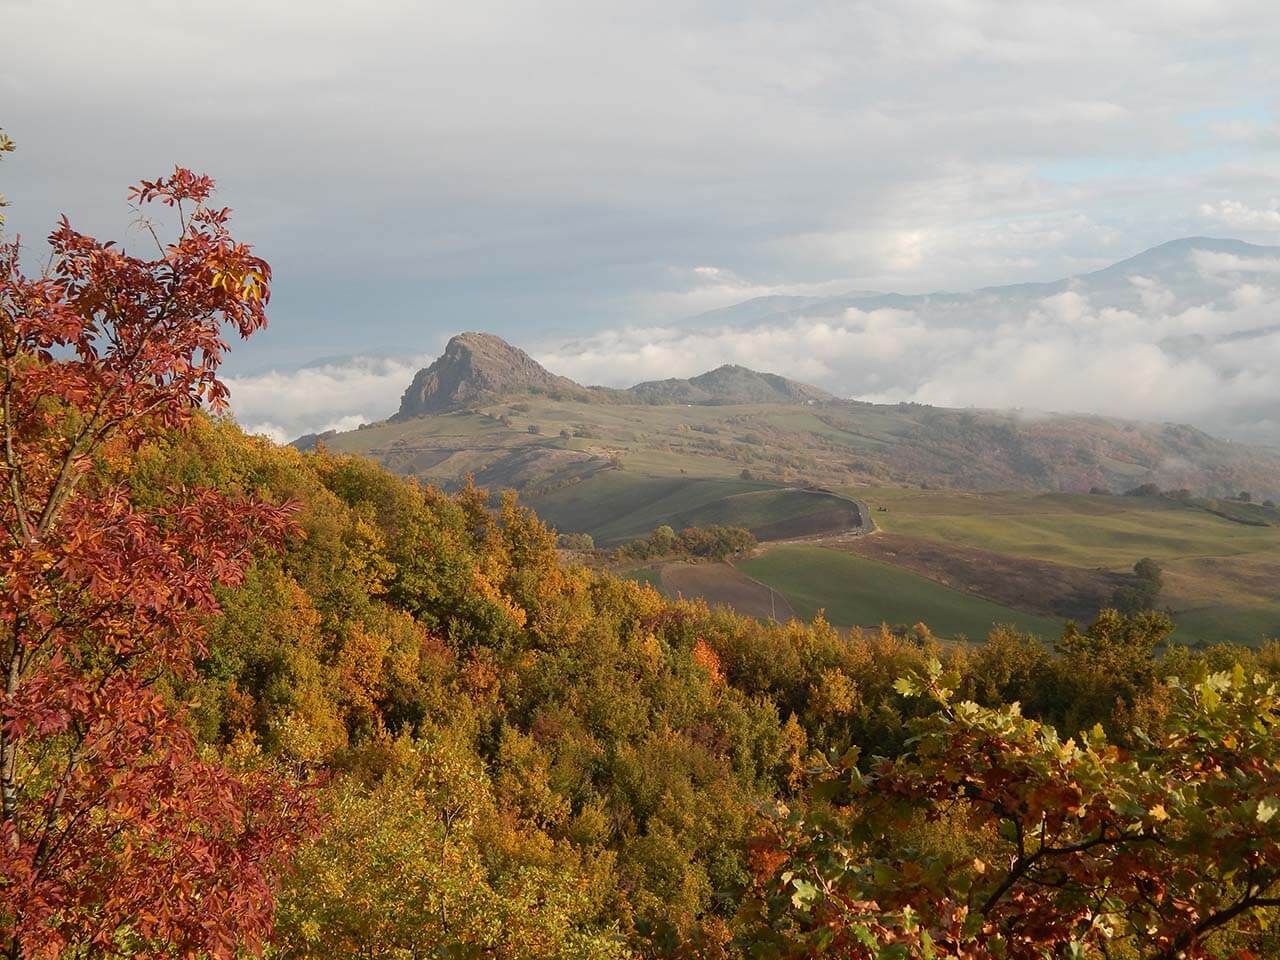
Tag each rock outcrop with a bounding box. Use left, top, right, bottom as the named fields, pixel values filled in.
left=395, top=332, right=582, bottom=417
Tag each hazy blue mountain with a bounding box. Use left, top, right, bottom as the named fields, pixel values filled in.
left=682, top=293, right=880, bottom=328
left=679, top=238, right=1280, bottom=330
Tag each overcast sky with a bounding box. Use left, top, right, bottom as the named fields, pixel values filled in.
left=4, top=0, right=1280, bottom=440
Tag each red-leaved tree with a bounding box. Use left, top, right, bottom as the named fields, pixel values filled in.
left=1, top=168, right=311, bottom=957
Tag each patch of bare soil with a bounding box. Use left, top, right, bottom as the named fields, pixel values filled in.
left=659, top=562, right=796, bottom=623
left=1163, top=555, right=1280, bottom=607
left=836, top=533, right=1125, bottom=621
left=752, top=505, right=862, bottom=541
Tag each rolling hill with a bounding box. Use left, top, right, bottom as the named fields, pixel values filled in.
left=289, top=331, right=1280, bottom=645
left=627, top=365, right=834, bottom=405
left=296, top=331, right=1280, bottom=509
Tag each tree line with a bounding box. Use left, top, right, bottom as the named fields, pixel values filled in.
left=2, top=162, right=1279, bottom=959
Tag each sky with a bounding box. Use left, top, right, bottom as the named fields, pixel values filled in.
left=4, top=0, right=1280, bottom=442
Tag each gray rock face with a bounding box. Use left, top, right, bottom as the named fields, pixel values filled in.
left=395, top=332, right=581, bottom=417
left=394, top=331, right=836, bottom=418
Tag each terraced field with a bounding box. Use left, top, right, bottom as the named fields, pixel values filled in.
left=660, top=562, right=795, bottom=622
left=621, top=561, right=796, bottom=622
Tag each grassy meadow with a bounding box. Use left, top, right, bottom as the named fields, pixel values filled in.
left=738, top=546, right=1064, bottom=639
left=854, top=488, right=1280, bottom=568
left=787, top=488, right=1280, bottom=645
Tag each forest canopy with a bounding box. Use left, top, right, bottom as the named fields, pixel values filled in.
left=1, top=168, right=1279, bottom=959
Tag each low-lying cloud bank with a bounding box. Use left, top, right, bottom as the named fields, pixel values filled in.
left=534, top=277, right=1280, bottom=447
left=226, top=260, right=1280, bottom=449
left=225, top=355, right=431, bottom=444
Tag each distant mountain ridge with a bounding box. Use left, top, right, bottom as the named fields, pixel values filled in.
left=294, top=327, right=1280, bottom=504
left=627, top=365, right=835, bottom=405
left=676, top=237, right=1280, bottom=332
left=280, top=236, right=1280, bottom=501
left=392, top=332, right=833, bottom=416
left=249, top=235, right=1280, bottom=445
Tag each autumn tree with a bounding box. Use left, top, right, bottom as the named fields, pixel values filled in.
left=0, top=169, right=309, bottom=957
left=1111, top=557, right=1164, bottom=616
left=275, top=733, right=629, bottom=959
left=741, top=659, right=1280, bottom=959
left=0, top=130, right=14, bottom=227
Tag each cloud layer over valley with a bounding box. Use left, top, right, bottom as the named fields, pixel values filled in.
left=227, top=240, right=1280, bottom=447
left=7, top=1, right=1280, bottom=369
left=227, top=355, right=432, bottom=445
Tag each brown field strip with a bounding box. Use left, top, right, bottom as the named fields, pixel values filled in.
left=835, top=532, right=1127, bottom=621
left=659, top=562, right=797, bottom=623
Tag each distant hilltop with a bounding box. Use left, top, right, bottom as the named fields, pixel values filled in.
left=291, top=326, right=1280, bottom=503
left=628, top=365, right=834, bottom=405
left=396, top=332, right=584, bottom=418
left=393, top=331, right=832, bottom=417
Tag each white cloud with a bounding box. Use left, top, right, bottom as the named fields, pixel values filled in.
left=6, top=0, right=1280, bottom=356
left=1129, top=275, right=1177, bottom=313
left=1198, top=199, right=1280, bottom=230
left=225, top=355, right=431, bottom=443
left=243, top=422, right=291, bottom=445
left=1193, top=249, right=1280, bottom=275
left=534, top=277, right=1280, bottom=445
left=619, top=264, right=855, bottom=322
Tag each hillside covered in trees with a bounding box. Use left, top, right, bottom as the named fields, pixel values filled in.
left=3, top=167, right=1280, bottom=959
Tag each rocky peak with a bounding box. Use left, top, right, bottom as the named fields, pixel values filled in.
left=395, top=332, right=581, bottom=417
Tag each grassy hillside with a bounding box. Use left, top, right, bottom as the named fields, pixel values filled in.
left=306, top=391, right=1280, bottom=506
left=1194, top=496, right=1280, bottom=527
left=299, top=342, right=1280, bottom=647
left=676, top=488, right=863, bottom=540
left=841, top=488, right=1280, bottom=646
left=738, top=546, right=1063, bottom=639
left=528, top=474, right=771, bottom=544
left=857, top=488, right=1280, bottom=569
left=531, top=476, right=862, bottom=545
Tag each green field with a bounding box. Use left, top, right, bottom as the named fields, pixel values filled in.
left=738, top=545, right=1063, bottom=640
left=840, top=488, right=1280, bottom=646
left=529, top=475, right=860, bottom=546
left=565, top=485, right=1279, bottom=646
left=620, top=566, right=663, bottom=589
left=528, top=475, right=771, bottom=544
left=311, top=392, right=1280, bottom=646
left=856, top=488, right=1280, bottom=569
left=1173, top=605, right=1280, bottom=646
